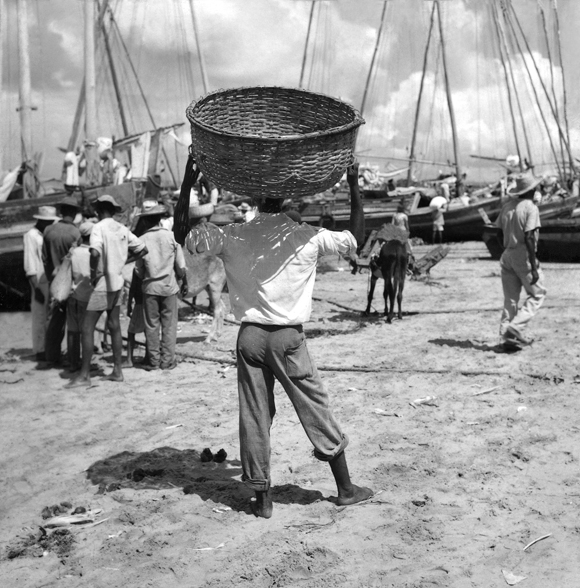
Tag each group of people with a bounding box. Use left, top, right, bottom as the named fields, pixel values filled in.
left=22, top=160, right=545, bottom=517
left=23, top=194, right=189, bottom=389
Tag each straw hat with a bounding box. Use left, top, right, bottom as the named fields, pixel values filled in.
left=95, top=194, right=122, bottom=212
left=507, top=172, right=543, bottom=197
left=141, top=199, right=158, bottom=212
left=79, top=221, right=94, bottom=237
left=138, top=204, right=167, bottom=217
left=33, top=206, right=60, bottom=221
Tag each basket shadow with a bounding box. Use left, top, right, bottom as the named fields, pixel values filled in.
left=86, top=446, right=325, bottom=513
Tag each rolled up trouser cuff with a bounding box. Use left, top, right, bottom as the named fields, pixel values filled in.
left=242, top=475, right=270, bottom=492
left=312, top=433, right=349, bottom=462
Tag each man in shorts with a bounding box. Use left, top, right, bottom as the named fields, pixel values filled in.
left=66, top=195, right=146, bottom=388
left=186, top=163, right=373, bottom=518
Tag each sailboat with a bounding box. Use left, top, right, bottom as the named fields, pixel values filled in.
left=0, top=0, right=199, bottom=306
left=298, top=0, right=577, bottom=241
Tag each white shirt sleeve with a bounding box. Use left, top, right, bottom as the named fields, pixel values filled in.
left=90, top=223, right=103, bottom=256
left=314, top=228, right=357, bottom=258
left=23, top=231, right=37, bottom=277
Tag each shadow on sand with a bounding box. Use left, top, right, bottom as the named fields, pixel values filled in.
left=429, top=338, right=519, bottom=354
left=86, top=446, right=325, bottom=514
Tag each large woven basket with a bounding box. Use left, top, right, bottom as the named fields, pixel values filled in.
left=186, top=86, right=364, bottom=199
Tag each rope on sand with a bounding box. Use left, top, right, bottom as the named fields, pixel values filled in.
left=316, top=365, right=510, bottom=376
left=175, top=350, right=509, bottom=377
left=313, top=297, right=580, bottom=316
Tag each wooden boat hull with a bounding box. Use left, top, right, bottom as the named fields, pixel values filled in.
left=302, top=193, right=578, bottom=243
left=482, top=217, right=580, bottom=262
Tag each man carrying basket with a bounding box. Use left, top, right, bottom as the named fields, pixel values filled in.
left=186, top=163, right=373, bottom=518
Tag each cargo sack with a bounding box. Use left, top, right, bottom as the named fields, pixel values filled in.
left=50, top=248, right=74, bottom=302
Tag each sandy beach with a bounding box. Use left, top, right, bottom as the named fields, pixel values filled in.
left=1, top=241, right=580, bottom=587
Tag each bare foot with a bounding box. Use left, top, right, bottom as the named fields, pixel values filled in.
left=337, top=485, right=374, bottom=506
left=64, top=376, right=92, bottom=389
left=251, top=490, right=273, bottom=519
left=121, top=361, right=134, bottom=369
left=103, top=372, right=124, bottom=382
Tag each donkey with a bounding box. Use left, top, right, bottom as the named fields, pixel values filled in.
left=183, top=249, right=227, bottom=342
left=364, top=240, right=408, bottom=323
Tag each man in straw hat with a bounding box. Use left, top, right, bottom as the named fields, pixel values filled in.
left=42, top=196, right=82, bottom=365
left=495, top=171, right=547, bottom=350
left=66, top=195, right=147, bottom=388
left=186, top=162, right=373, bottom=518
left=135, top=203, right=188, bottom=371
left=23, top=205, right=59, bottom=361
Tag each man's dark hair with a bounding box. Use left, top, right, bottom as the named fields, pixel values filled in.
left=60, top=204, right=78, bottom=218
left=95, top=201, right=117, bottom=215
left=519, top=189, right=536, bottom=200
left=260, top=198, right=283, bottom=213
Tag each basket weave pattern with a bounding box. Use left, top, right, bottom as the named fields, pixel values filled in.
left=186, top=87, right=364, bottom=199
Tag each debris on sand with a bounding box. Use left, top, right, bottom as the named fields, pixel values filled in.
left=373, top=408, right=401, bottom=417
left=5, top=527, right=74, bottom=560
left=523, top=533, right=552, bottom=552
left=473, top=386, right=500, bottom=396
left=502, top=569, right=526, bottom=585
left=410, top=396, right=438, bottom=408
left=192, top=542, right=225, bottom=551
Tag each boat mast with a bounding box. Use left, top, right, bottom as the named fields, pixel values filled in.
left=68, top=0, right=109, bottom=153
left=360, top=0, right=388, bottom=118
left=435, top=0, right=462, bottom=197
left=491, top=2, right=524, bottom=171
left=507, top=3, right=573, bottom=176
left=101, top=11, right=129, bottom=137
left=0, top=0, right=4, bottom=172
left=407, top=1, right=436, bottom=186
left=17, top=0, right=34, bottom=197
left=188, top=0, right=209, bottom=95
left=538, top=4, right=566, bottom=182
left=84, top=0, right=100, bottom=186
left=299, top=1, right=316, bottom=88
left=552, top=0, right=575, bottom=177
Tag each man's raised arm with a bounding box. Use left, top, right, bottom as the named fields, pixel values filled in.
left=347, top=162, right=365, bottom=248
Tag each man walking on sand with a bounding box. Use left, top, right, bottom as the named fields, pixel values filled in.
left=66, top=195, right=146, bottom=388
left=495, top=172, right=547, bottom=350
left=186, top=163, right=373, bottom=518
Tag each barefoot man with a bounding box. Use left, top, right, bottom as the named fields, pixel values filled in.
left=186, top=163, right=373, bottom=518
left=67, top=195, right=147, bottom=388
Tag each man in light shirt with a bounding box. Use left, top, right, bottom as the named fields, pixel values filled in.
left=23, top=206, right=59, bottom=360
left=135, top=204, right=188, bottom=371
left=67, top=195, right=147, bottom=388
left=186, top=163, right=372, bottom=518
left=495, top=172, right=547, bottom=350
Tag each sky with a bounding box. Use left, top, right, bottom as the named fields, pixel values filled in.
left=1, top=0, right=579, bottom=185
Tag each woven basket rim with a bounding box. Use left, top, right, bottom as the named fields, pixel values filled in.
left=186, top=86, right=365, bottom=143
